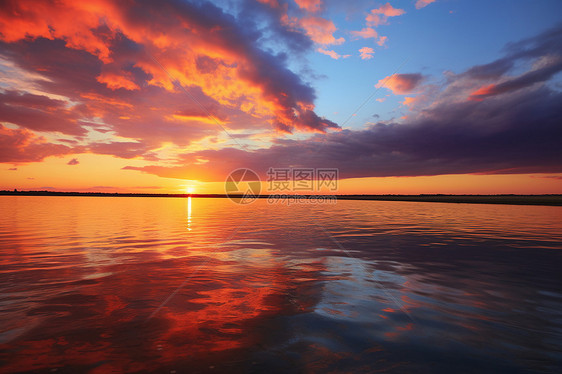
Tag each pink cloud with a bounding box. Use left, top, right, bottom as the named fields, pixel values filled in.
left=317, top=48, right=343, bottom=59
left=67, top=158, right=79, bottom=165
left=366, top=3, right=406, bottom=26
left=359, top=47, right=375, bottom=60
left=415, top=0, right=436, bottom=10
left=377, top=36, right=388, bottom=47
left=350, top=27, right=378, bottom=40
left=300, top=16, right=345, bottom=45
left=294, top=0, right=322, bottom=13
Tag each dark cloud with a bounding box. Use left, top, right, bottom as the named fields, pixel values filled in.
left=124, top=25, right=562, bottom=181
left=0, top=0, right=338, bottom=164
left=505, top=22, right=562, bottom=61
left=463, top=23, right=562, bottom=81
left=87, top=142, right=153, bottom=160
left=124, top=83, right=562, bottom=180
left=0, top=90, right=87, bottom=135
left=67, top=158, right=79, bottom=165
left=469, top=58, right=562, bottom=100
left=117, top=0, right=337, bottom=132
left=239, top=0, right=314, bottom=54
left=464, top=58, right=514, bottom=81
left=464, top=25, right=562, bottom=101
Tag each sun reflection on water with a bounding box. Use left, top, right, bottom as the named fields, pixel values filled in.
left=187, top=196, right=192, bottom=231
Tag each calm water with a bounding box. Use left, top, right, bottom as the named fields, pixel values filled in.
left=0, top=196, right=561, bottom=373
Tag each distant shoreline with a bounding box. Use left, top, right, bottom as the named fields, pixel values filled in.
left=1, top=190, right=561, bottom=206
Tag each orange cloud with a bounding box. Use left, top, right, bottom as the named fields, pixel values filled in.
left=96, top=72, right=140, bottom=91
left=359, top=47, right=375, bottom=60
left=402, top=96, right=423, bottom=107
left=366, top=3, right=405, bottom=26
left=415, top=0, right=437, bottom=10
left=0, top=0, right=118, bottom=62
left=300, top=16, right=344, bottom=45
left=0, top=0, right=338, bottom=134
left=376, top=73, right=424, bottom=94
left=294, top=0, right=322, bottom=13
left=0, top=124, right=79, bottom=162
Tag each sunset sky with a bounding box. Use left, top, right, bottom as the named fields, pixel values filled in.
left=1, top=0, right=561, bottom=194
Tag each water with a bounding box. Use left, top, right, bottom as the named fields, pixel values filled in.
left=0, top=196, right=561, bottom=373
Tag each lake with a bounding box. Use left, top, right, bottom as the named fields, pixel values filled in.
left=0, top=196, right=561, bottom=373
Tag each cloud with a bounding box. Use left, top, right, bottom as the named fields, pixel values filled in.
left=377, top=36, right=388, bottom=47
left=468, top=56, right=562, bottom=101
left=350, top=27, right=378, bottom=40
left=0, top=90, right=87, bottom=135
left=464, top=59, right=514, bottom=80
left=125, top=84, right=562, bottom=181
left=352, top=3, right=404, bottom=47
left=0, top=124, right=79, bottom=162
left=402, top=96, right=418, bottom=106
left=350, top=29, right=388, bottom=48
left=294, top=0, right=323, bottom=13
left=376, top=73, right=424, bottom=94
left=0, top=0, right=339, bottom=142
left=299, top=16, right=345, bottom=45
left=67, top=158, right=79, bottom=165
left=96, top=72, right=140, bottom=91
left=87, top=141, right=154, bottom=159
left=124, top=25, right=562, bottom=181
left=415, top=0, right=436, bottom=10
left=359, top=47, right=375, bottom=60
left=8, top=167, right=17, bottom=170
left=317, top=48, right=348, bottom=60
left=366, top=3, right=406, bottom=27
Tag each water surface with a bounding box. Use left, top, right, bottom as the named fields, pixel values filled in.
left=1, top=196, right=561, bottom=373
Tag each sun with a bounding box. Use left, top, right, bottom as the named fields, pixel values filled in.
left=186, top=186, right=195, bottom=194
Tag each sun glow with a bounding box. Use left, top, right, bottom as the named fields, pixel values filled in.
left=186, top=186, right=195, bottom=194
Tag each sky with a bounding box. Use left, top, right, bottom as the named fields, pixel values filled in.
left=1, top=0, right=562, bottom=194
